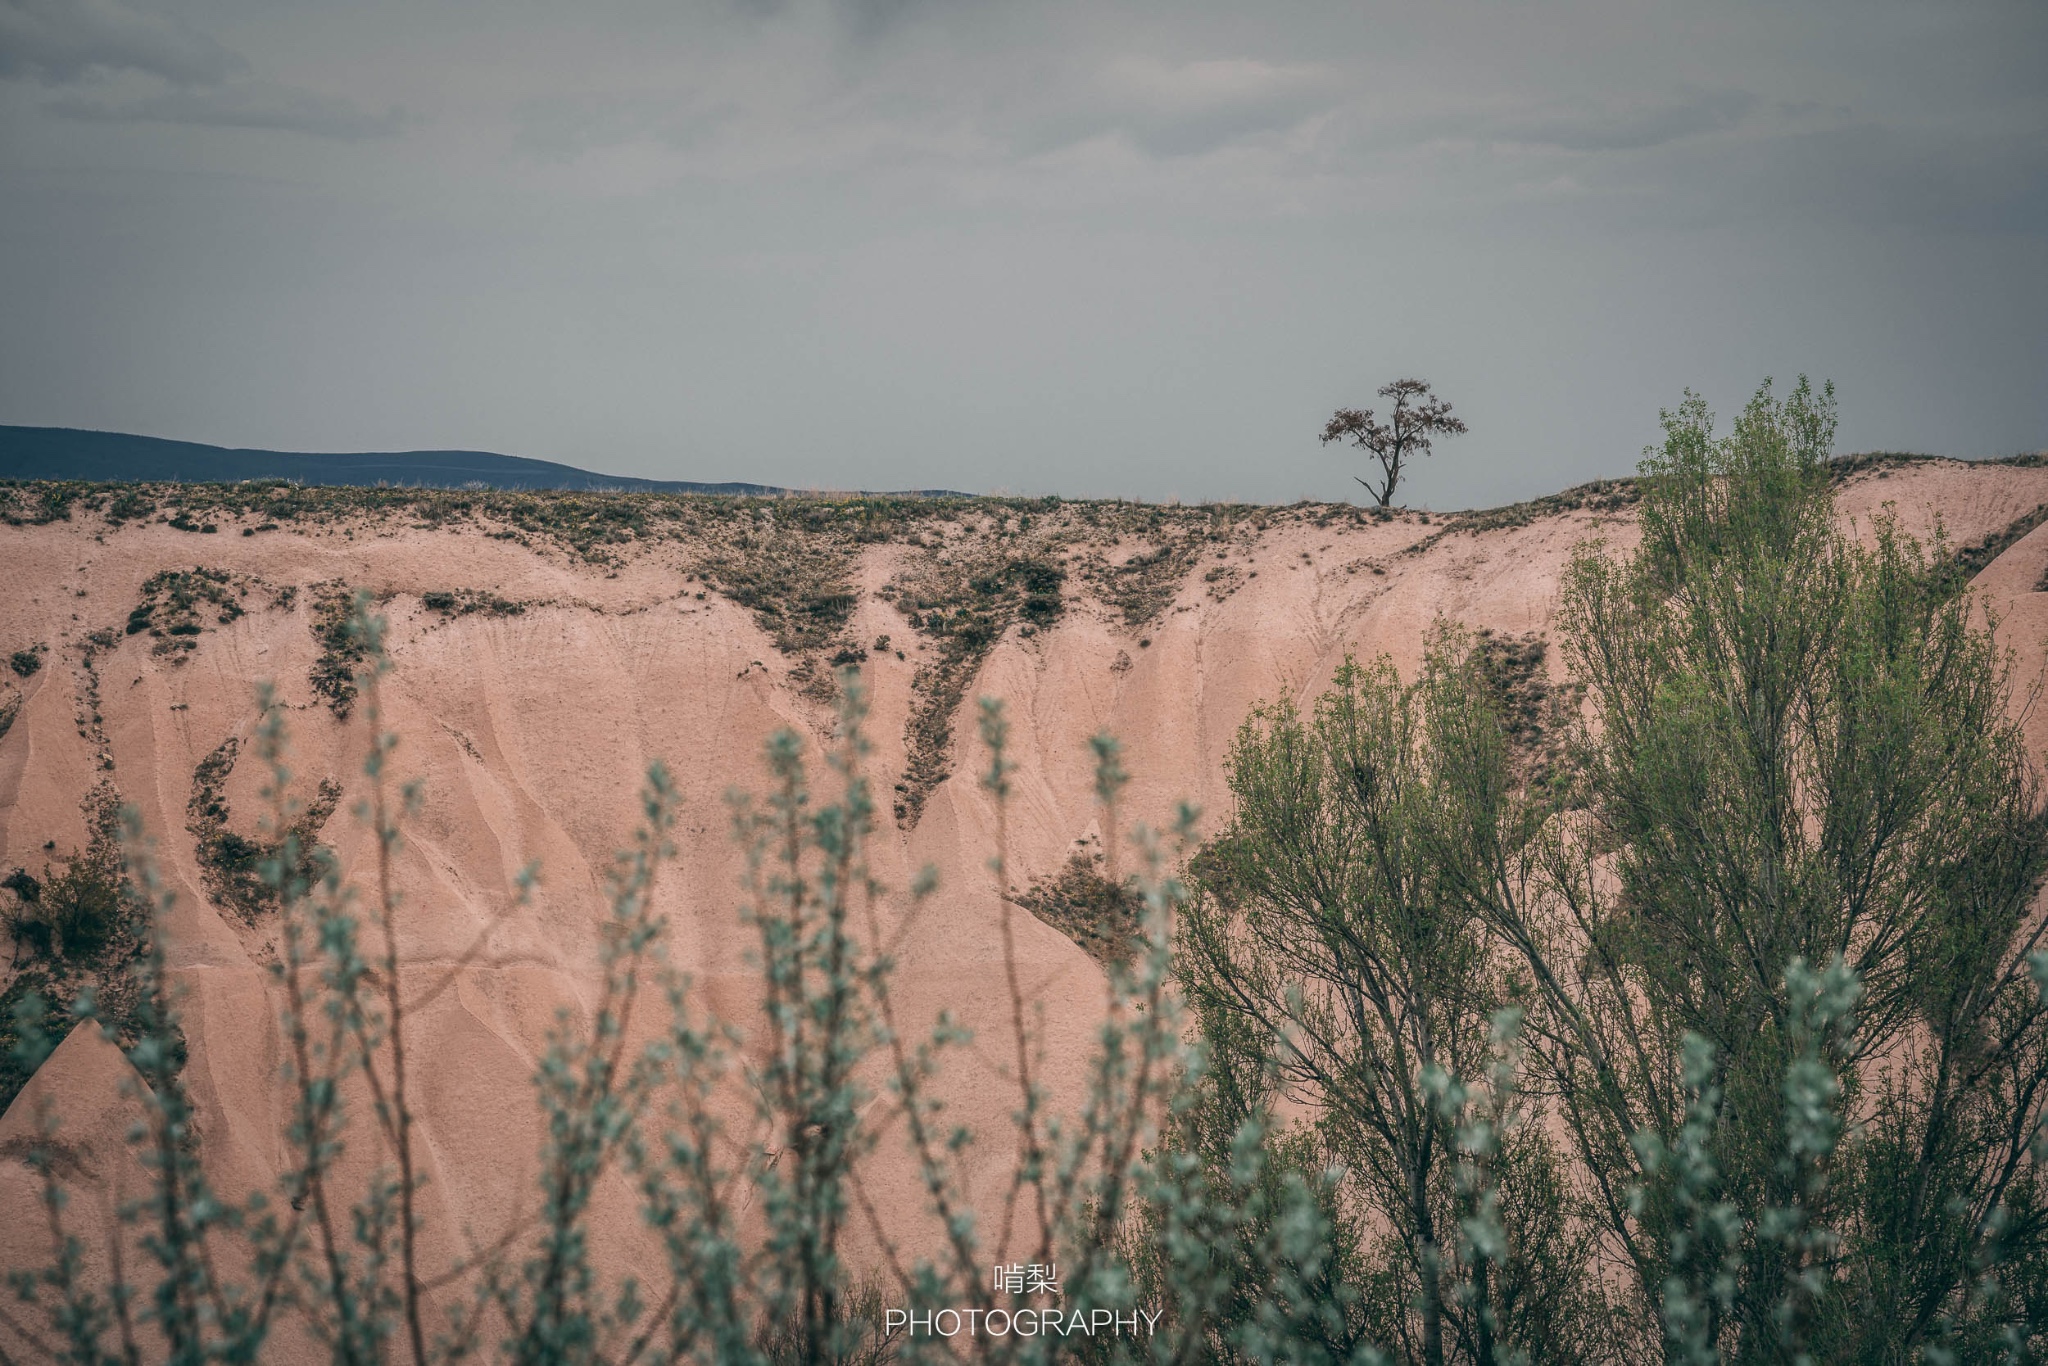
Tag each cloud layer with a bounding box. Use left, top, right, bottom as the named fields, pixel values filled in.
left=2, top=0, right=403, bottom=139
left=0, top=0, right=240, bottom=85
left=47, top=82, right=406, bottom=139
left=0, top=0, right=2041, bottom=501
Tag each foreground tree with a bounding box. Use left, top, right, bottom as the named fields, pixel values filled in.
left=1198, top=376, right=2048, bottom=1361
left=1435, top=378, right=2048, bottom=1358
left=1320, top=379, right=1468, bottom=508
left=1178, top=649, right=1609, bottom=1365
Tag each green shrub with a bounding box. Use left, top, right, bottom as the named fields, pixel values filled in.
left=183, top=733, right=340, bottom=924
left=1010, top=851, right=1144, bottom=969
left=3, top=854, right=122, bottom=960
left=1167, top=378, right=2048, bottom=1363
left=890, top=551, right=1075, bottom=823
left=127, top=567, right=249, bottom=662
left=104, top=489, right=155, bottom=523
left=0, top=789, right=157, bottom=1116
left=422, top=588, right=526, bottom=617
left=308, top=581, right=368, bottom=715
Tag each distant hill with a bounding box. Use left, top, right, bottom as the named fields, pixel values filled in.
left=0, top=426, right=966, bottom=497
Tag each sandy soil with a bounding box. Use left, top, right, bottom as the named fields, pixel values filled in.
left=3, top=458, right=2046, bottom=1344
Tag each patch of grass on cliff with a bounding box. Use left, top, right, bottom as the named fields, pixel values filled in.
left=186, top=736, right=341, bottom=924
left=309, top=581, right=367, bottom=717
left=1825, top=450, right=1950, bottom=480
left=1009, top=852, right=1144, bottom=970
left=125, top=567, right=252, bottom=663
left=1955, top=503, right=2048, bottom=582
left=1471, top=628, right=1582, bottom=794
left=1434, top=477, right=1642, bottom=541
left=693, top=523, right=862, bottom=655
left=888, top=544, right=1067, bottom=824
left=0, top=484, right=86, bottom=525
left=422, top=588, right=528, bottom=617
left=874, top=501, right=1278, bottom=824
left=686, top=498, right=987, bottom=704
left=1067, top=502, right=1251, bottom=627
left=3, top=856, right=120, bottom=961
left=0, top=784, right=162, bottom=1114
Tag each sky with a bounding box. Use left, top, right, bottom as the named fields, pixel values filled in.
left=0, top=0, right=2043, bottom=505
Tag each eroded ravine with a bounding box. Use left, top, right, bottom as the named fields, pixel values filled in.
left=5, top=458, right=2048, bottom=1323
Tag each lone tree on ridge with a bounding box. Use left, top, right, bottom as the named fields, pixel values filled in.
left=1320, top=377, right=1467, bottom=507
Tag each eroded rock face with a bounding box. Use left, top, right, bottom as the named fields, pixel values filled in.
left=4, top=461, right=2047, bottom=1341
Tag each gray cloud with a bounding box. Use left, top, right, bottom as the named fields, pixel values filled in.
left=729, top=0, right=938, bottom=39
left=511, top=94, right=729, bottom=159
left=1648, top=119, right=2048, bottom=235
left=837, top=0, right=931, bottom=40
left=47, top=81, right=408, bottom=139
left=0, top=0, right=2041, bottom=504
left=1484, top=88, right=1757, bottom=152
left=0, top=0, right=242, bottom=85
left=1076, top=56, right=1335, bottom=158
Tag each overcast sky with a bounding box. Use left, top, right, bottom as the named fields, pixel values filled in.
left=1, top=0, right=2042, bottom=504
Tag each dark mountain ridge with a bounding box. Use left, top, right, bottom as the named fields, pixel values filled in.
left=0, top=426, right=966, bottom=497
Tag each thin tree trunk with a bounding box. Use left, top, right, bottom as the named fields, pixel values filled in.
left=1414, top=1169, right=1446, bottom=1366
